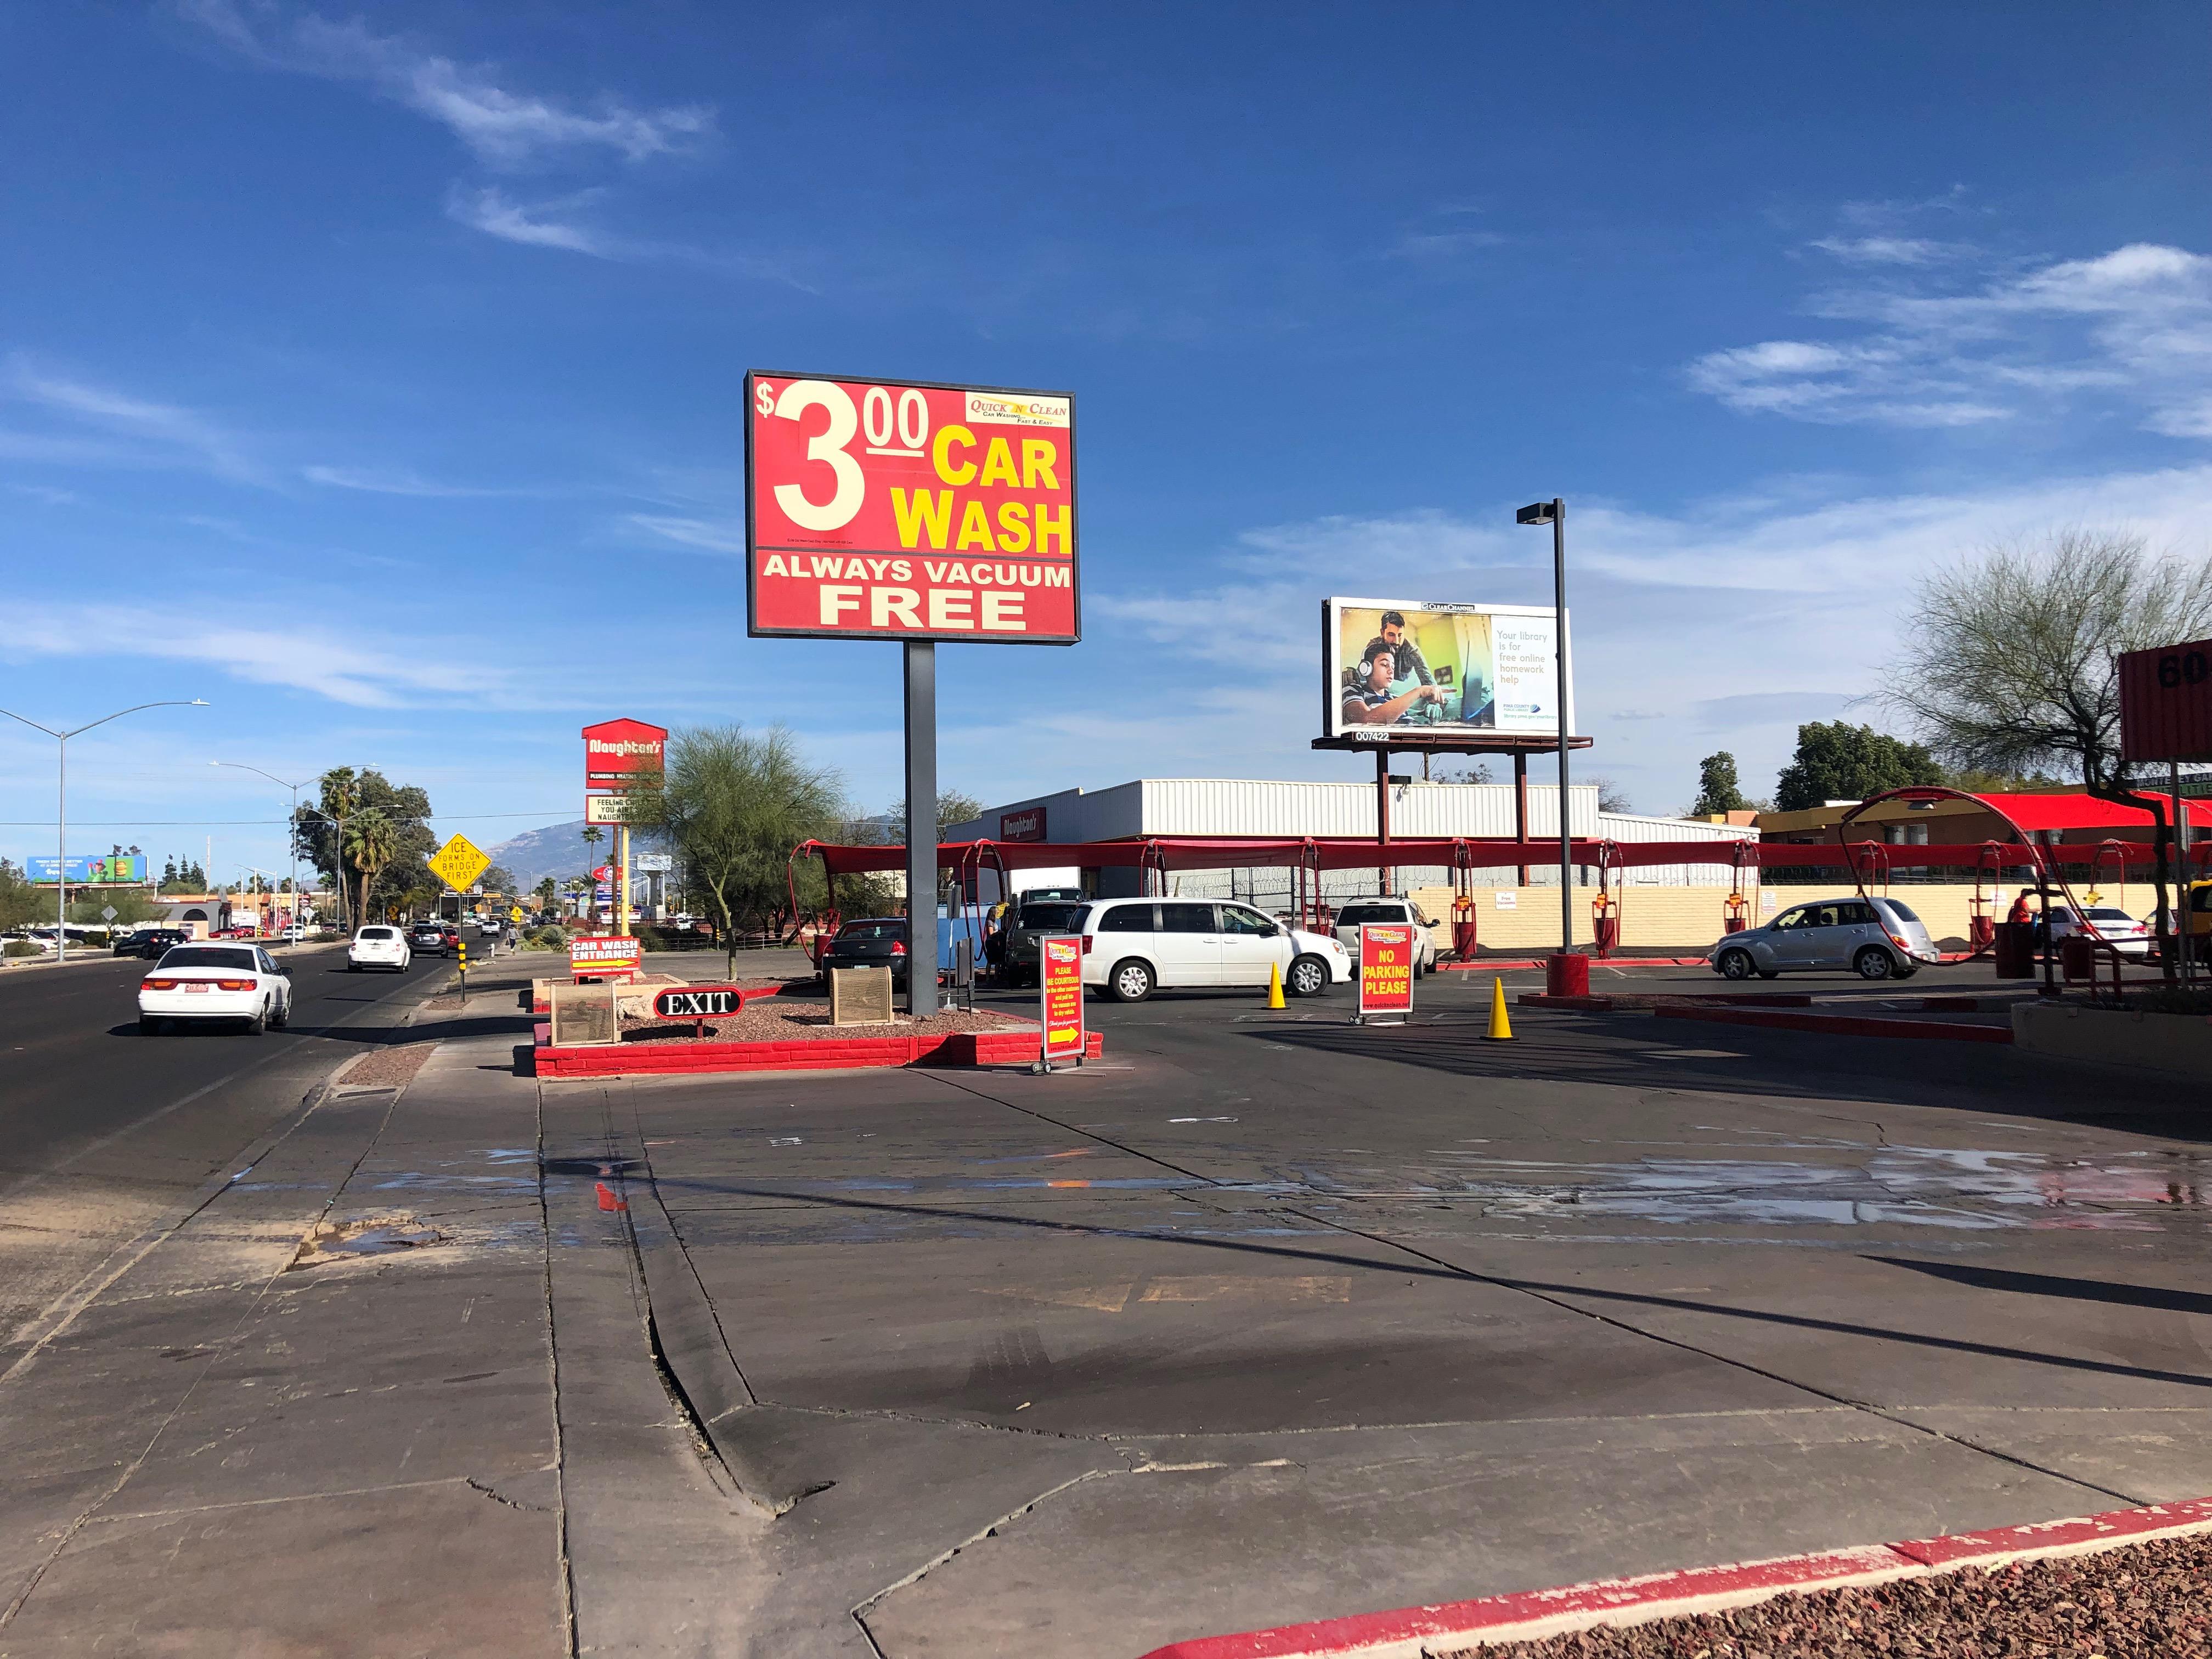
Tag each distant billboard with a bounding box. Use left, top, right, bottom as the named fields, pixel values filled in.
left=1323, top=599, right=1569, bottom=740
left=746, top=372, right=1079, bottom=644
left=27, top=854, right=148, bottom=885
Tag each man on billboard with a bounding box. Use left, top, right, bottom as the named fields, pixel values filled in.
left=1379, top=612, right=1436, bottom=690
left=1341, top=638, right=1449, bottom=726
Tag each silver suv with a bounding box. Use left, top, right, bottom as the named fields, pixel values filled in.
left=1707, top=895, right=1940, bottom=981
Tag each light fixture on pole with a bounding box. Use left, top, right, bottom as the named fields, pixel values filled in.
left=210, top=762, right=312, bottom=948
left=1, top=699, right=208, bottom=964
left=1515, top=499, right=1575, bottom=958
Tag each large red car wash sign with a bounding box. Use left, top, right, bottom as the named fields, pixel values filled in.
left=2119, top=639, right=2212, bottom=763
left=583, top=718, right=667, bottom=791
left=746, top=373, right=1078, bottom=644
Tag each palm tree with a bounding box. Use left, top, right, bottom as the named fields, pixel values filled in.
left=343, top=810, right=400, bottom=926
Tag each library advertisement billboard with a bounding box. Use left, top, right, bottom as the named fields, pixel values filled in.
left=1323, top=599, right=1568, bottom=740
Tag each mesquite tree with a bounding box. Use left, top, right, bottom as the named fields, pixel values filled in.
left=1886, top=529, right=2212, bottom=977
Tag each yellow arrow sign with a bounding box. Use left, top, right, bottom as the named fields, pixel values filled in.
left=427, top=833, right=491, bottom=894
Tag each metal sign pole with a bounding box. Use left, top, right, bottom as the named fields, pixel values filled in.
left=904, top=641, right=936, bottom=1017
left=1551, top=499, right=1572, bottom=957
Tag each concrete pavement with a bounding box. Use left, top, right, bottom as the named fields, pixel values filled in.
left=1, top=947, right=2205, bottom=1655
left=590, top=968, right=2212, bottom=1655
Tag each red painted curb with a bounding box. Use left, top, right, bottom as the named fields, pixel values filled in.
left=1654, top=1003, right=2013, bottom=1043
left=1136, top=1496, right=2212, bottom=1659
left=534, top=1025, right=1104, bottom=1078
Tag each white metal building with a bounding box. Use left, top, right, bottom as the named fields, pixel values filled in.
left=946, top=780, right=1755, bottom=903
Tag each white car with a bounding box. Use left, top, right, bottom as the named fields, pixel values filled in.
left=347, top=925, right=412, bottom=972
left=139, top=943, right=292, bottom=1034
left=278, top=923, right=310, bottom=944
left=2042, top=905, right=2154, bottom=960
left=479, top=918, right=500, bottom=938
left=1076, top=897, right=1352, bottom=1001
left=1330, top=897, right=1441, bottom=976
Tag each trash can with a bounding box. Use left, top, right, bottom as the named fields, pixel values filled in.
left=1545, top=952, right=1590, bottom=997
left=1991, top=921, right=2035, bottom=979
left=1593, top=915, right=1621, bottom=957
left=2059, top=934, right=2095, bottom=984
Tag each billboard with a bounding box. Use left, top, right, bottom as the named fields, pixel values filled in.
left=1323, top=599, right=1568, bottom=740
left=27, top=854, right=148, bottom=885
left=746, top=372, right=1078, bottom=644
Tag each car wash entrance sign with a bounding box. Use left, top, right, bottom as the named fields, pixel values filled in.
left=746, top=373, right=1079, bottom=643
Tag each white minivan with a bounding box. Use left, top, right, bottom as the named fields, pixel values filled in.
left=347, top=925, right=412, bottom=972
left=1077, top=898, right=1352, bottom=1001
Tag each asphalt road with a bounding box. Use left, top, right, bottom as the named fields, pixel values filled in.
left=0, top=945, right=448, bottom=1368
left=594, top=955, right=2212, bottom=1656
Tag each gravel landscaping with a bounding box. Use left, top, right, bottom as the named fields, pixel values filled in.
left=616, top=1001, right=1031, bottom=1043
left=337, top=1043, right=438, bottom=1088
left=1447, top=1534, right=2212, bottom=1659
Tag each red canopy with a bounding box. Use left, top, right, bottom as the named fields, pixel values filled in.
left=1968, top=792, right=2212, bottom=831
left=793, top=834, right=2179, bottom=878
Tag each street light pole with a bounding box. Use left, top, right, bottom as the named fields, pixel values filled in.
left=1516, top=499, right=1574, bottom=955
left=210, top=762, right=311, bottom=950
left=1, top=699, right=208, bottom=964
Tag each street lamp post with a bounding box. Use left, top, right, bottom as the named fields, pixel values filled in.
left=210, top=763, right=312, bottom=949
left=1, top=699, right=208, bottom=964
left=1515, top=499, right=1575, bottom=957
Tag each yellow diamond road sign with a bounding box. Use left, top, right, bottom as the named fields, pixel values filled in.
left=428, top=833, right=491, bottom=894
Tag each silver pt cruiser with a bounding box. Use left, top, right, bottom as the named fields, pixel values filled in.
left=1707, top=895, right=1942, bottom=981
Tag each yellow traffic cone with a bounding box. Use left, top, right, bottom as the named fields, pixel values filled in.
left=1265, top=961, right=1286, bottom=1009
left=1485, top=975, right=1513, bottom=1041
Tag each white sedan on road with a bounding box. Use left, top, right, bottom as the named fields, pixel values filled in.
left=347, top=925, right=412, bottom=972
left=139, top=944, right=292, bottom=1034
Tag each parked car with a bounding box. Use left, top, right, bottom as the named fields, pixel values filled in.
left=818, top=917, right=911, bottom=988
left=138, top=943, right=291, bottom=1034
left=1076, top=898, right=1352, bottom=1002
left=1708, top=895, right=1940, bottom=981
left=409, top=923, right=448, bottom=955
left=347, top=925, right=413, bottom=973
left=2038, top=904, right=2154, bottom=960
left=1330, top=897, right=1442, bottom=975
left=997, top=898, right=1091, bottom=987
left=128, top=928, right=190, bottom=960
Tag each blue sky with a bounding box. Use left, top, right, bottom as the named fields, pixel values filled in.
left=4, top=2, right=2209, bottom=881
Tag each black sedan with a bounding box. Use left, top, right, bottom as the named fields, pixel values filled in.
left=816, top=918, right=911, bottom=988
left=409, top=924, right=448, bottom=956
left=123, top=928, right=189, bottom=959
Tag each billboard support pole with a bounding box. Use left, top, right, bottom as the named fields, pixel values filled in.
left=1513, top=752, right=1530, bottom=887
left=904, top=641, right=936, bottom=1017
left=1550, top=499, right=1572, bottom=953
left=1375, top=747, right=1392, bottom=896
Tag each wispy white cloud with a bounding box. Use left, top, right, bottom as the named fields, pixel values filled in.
left=5, top=482, right=80, bottom=505
left=1808, top=235, right=1955, bottom=266
left=303, top=462, right=527, bottom=497
left=4, top=360, right=272, bottom=485
left=625, top=514, right=747, bottom=555
left=1, top=601, right=515, bottom=708
left=181, top=1, right=715, bottom=169
left=444, top=184, right=612, bottom=255
left=1691, top=239, right=2212, bottom=435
